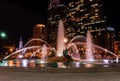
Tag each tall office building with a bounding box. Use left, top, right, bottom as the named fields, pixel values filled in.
left=23, top=24, right=47, bottom=47
left=114, top=28, right=120, bottom=55
left=33, top=24, right=47, bottom=41
left=47, top=0, right=66, bottom=47
left=65, top=0, right=107, bottom=48
left=106, top=27, right=115, bottom=52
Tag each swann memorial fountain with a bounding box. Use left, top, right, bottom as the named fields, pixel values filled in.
left=0, top=20, right=120, bottom=72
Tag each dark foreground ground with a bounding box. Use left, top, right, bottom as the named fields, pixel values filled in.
left=0, top=67, right=120, bottom=81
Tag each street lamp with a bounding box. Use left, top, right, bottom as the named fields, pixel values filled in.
left=0, top=31, right=7, bottom=59
left=64, top=38, right=68, bottom=49
left=64, top=38, right=68, bottom=43
left=0, top=32, right=7, bottom=39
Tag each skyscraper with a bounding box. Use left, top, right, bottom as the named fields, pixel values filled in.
left=19, top=36, right=23, bottom=49
left=65, top=0, right=106, bottom=47
left=33, top=24, right=47, bottom=41
left=47, top=0, right=66, bottom=47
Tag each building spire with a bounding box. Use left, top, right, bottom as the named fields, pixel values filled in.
left=19, top=36, right=23, bottom=49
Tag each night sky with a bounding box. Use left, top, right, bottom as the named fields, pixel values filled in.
left=0, top=0, right=120, bottom=45
left=0, top=0, right=49, bottom=44
left=105, top=1, right=120, bottom=28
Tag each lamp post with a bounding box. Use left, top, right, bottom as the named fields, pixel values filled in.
left=0, top=31, right=7, bottom=59
left=64, top=38, right=68, bottom=49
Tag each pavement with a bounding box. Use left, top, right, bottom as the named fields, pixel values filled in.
left=0, top=68, right=120, bottom=81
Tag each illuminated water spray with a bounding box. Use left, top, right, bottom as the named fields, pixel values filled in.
left=41, top=44, right=47, bottom=62
left=56, top=20, right=65, bottom=56
left=86, top=30, right=94, bottom=61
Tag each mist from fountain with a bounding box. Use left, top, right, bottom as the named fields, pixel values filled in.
left=41, top=44, right=47, bottom=63
left=67, top=43, right=80, bottom=61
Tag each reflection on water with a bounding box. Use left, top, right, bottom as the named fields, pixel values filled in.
left=22, top=59, right=28, bottom=67
left=8, top=60, right=14, bottom=66
left=0, top=59, right=58, bottom=68
left=16, top=60, right=21, bottom=67
left=0, top=59, right=120, bottom=68
left=85, top=63, right=93, bottom=68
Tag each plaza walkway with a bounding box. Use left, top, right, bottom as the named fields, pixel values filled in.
left=0, top=67, right=120, bottom=81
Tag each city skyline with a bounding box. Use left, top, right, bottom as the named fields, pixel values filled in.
left=0, top=0, right=120, bottom=44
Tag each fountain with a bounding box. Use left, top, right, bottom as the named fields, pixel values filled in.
left=56, top=20, right=67, bottom=68
left=1, top=20, right=119, bottom=69
left=56, top=19, right=65, bottom=56
left=40, top=44, right=47, bottom=63
left=85, top=30, right=94, bottom=61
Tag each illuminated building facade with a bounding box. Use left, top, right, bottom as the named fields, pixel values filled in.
left=65, top=0, right=107, bottom=47
left=114, top=28, right=120, bottom=55
left=106, top=27, right=115, bottom=52
left=114, top=41, right=120, bottom=56
left=33, top=24, right=47, bottom=40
